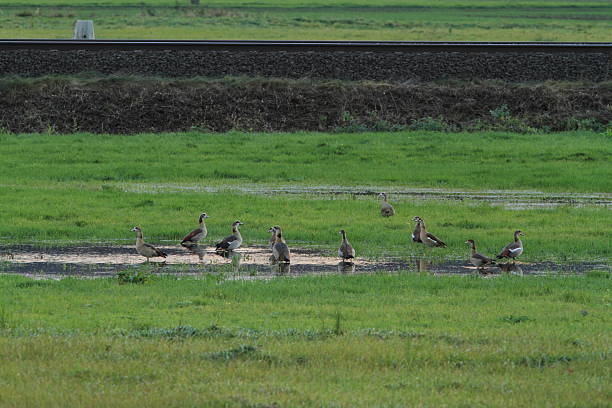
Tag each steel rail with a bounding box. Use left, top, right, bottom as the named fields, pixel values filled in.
left=0, top=39, right=610, bottom=53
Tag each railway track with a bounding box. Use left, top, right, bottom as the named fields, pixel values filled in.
left=0, top=39, right=610, bottom=53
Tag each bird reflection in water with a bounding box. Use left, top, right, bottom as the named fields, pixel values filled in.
left=337, top=261, right=356, bottom=274
left=270, top=262, right=290, bottom=275
left=413, top=257, right=429, bottom=272
left=182, top=244, right=205, bottom=261
left=229, top=251, right=242, bottom=273
left=498, top=262, right=524, bottom=275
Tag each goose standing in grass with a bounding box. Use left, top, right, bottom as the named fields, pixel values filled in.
left=497, top=230, right=524, bottom=262
left=465, top=239, right=495, bottom=270
left=131, top=226, right=167, bottom=262
left=411, top=216, right=423, bottom=242
left=378, top=192, right=395, bottom=217
left=215, top=221, right=243, bottom=252
left=268, top=226, right=280, bottom=249
left=181, top=212, right=209, bottom=246
left=338, top=229, right=355, bottom=262
left=272, top=226, right=291, bottom=263
left=414, top=217, right=447, bottom=247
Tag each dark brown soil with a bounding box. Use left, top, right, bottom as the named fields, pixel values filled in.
left=1, top=49, right=609, bottom=82
left=0, top=77, right=609, bottom=133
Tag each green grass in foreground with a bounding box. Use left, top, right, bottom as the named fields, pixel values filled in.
left=0, top=2, right=610, bottom=41
left=0, top=273, right=609, bottom=406
left=0, top=131, right=610, bottom=261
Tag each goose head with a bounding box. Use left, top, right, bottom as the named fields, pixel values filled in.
left=199, top=212, right=209, bottom=220
left=131, top=226, right=141, bottom=233
left=378, top=192, right=387, bottom=200
left=465, top=239, right=475, bottom=248
left=232, top=221, right=243, bottom=228
left=267, top=226, right=278, bottom=233
left=412, top=216, right=422, bottom=223
left=514, top=230, right=524, bottom=237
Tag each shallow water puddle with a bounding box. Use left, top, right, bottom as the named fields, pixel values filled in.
left=120, top=183, right=612, bottom=209
left=0, top=245, right=605, bottom=280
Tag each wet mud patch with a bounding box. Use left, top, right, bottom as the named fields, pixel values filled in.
left=0, top=244, right=605, bottom=280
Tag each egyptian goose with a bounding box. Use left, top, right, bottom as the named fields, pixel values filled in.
left=272, top=226, right=290, bottom=263
left=378, top=193, right=395, bottom=217
left=131, top=226, right=167, bottom=261
left=338, top=229, right=355, bottom=262
left=215, top=221, right=243, bottom=252
left=497, top=230, right=524, bottom=262
left=465, top=239, right=495, bottom=269
left=268, top=226, right=280, bottom=249
left=411, top=216, right=423, bottom=242
left=416, top=217, right=446, bottom=247
left=181, top=212, right=209, bottom=246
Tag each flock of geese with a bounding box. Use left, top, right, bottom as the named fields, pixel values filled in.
left=131, top=193, right=524, bottom=271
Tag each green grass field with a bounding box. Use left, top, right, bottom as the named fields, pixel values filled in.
left=0, top=272, right=609, bottom=406
left=1, top=1, right=610, bottom=41
left=0, top=130, right=610, bottom=261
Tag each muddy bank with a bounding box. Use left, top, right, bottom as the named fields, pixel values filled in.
left=1, top=49, right=610, bottom=83
left=0, top=77, right=609, bottom=133
left=0, top=244, right=605, bottom=279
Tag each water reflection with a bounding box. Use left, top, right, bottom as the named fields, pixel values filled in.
left=498, top=262, right=524, bottom=275
left=270, top=262, right=291, bottom=275
left=337, top=261, right=356, bottom=274
left=230, top=252, right=242, bottom=272
left=414, top=257, right=429, bottom=272
left=182, top=244, right=205, bottom=260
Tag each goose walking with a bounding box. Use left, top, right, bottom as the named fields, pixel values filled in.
left=181, top=212, right=209, bottom=246
left=414, top=216, right=446, bottom=247
left=338, top=229, right=355, bottom=262
left=411, top=216, right=423, bottom=242
left=215, top=221, right=243, bottom=252
left=497, top=230, right=524, bottom=262
left=272, top=226, right=290, bottom=263
left=465, top=239, right=495, bottom=269
left=131, top=226, right=167, bottom=261
left=378, top=193, right=395, bottom=217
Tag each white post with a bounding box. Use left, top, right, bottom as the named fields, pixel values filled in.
left=73, top=20, right=95, bottom=39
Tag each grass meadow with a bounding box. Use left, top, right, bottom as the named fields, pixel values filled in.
left=0, top=272, right=610, bottom=406
left=0, top=130, right=610, bottom=406
left=0, top=2, right=610, bottom=41
left=0, top=130, right=610, bottom=261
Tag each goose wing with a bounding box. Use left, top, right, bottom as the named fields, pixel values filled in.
left=412, top=223, right=422, bottom=242
left=497, top=241, right=520, bottom=258
left=340, top=243, right=355, bottom=259
left=473, top=252, right=494, bottom=264
left=425, top=232, right=446, bottom=247
left=143, top=243, right=167, bottom=258
left=273, top=242, right=290, bottom=262
left=381, top=203, right=395, bottom=216
left=216, top=234, right=239, bottom=250
left=181, top=227, right=203, bottom=243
